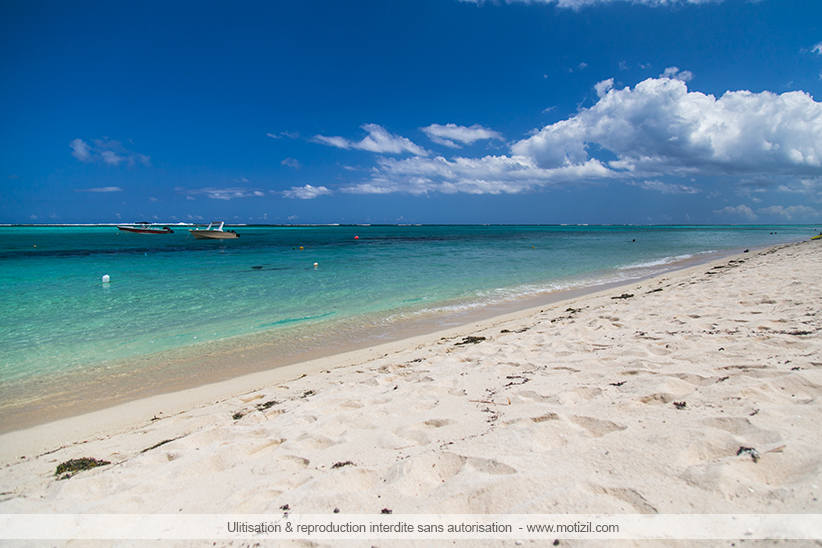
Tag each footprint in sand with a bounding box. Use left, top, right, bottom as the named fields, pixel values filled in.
left=385, top=452, right=516, bottom=497
left=569, top=415, right=627, bottom=437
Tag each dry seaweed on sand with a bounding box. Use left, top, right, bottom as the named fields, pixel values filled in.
left=55, top=457, right=110, bottom=480
left=737, top=446, right=761, bottom=463
left=455, top=336, right=486, bottom=345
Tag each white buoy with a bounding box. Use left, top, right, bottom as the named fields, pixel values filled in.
left=313, top=262, right=319, bottom=268
left=102, top=274, right=110, bottom=284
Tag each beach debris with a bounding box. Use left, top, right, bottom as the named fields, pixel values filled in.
left=301, top=390, right=315, bottom=399
left=504, top=375, right=529, bottom=387
left=455, top=336, right=486, bottom=345
left=750, top=409, right=759, bottom=416
left=609, top=381, right=626, bottom=387
left=737, top=446, right=761, bottom=463
left=501, top=326, right=530, bottom=334
left=232, top=411, right=246, bottom=420
left=611, top=293, right=634, bottom=300
left=334, top=508, right=340, bottom=513
left=332, top=461, right=354, bottom=469
left=381, top=508, right=393, bottom=514
left=140, top=438, right=179, bottom=454
left=280, top=504, right=290, bottom=511
left=673, top=401, right=687, bottom=410
left=646, top=288, right=663, bottom=294
left=55, top=457, right=110, bottom=480
left=255, top=400, right=279, bottom=411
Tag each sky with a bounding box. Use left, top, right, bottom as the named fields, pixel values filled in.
left=1, top=0, right=822, bottom=225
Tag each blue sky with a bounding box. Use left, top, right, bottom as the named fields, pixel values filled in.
left=2, top=0, right=822, bottom=225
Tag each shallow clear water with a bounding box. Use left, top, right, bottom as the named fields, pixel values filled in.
left=0, top=224, right=815, bottom=394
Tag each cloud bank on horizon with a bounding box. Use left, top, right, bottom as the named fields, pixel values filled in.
left=311, top=74, right=822, bottom=201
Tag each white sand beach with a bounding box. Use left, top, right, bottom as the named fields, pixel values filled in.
left=1, top=241, right=821, bottom=547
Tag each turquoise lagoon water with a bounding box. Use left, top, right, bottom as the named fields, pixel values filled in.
left=0, top=224, right=816, bottom=425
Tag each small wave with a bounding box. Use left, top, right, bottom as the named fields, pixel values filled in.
left=617, top=251, right=715, bottom=270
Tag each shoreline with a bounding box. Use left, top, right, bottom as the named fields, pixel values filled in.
left=0, top=239, right=820, bottom=527
left=0, top=241, right=792, bottom=459
left=0, top=244, right=760, bottom=436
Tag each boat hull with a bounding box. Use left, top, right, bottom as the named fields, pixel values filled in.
left=118, top=226, right=173, bottom=234
left=189, top=231, right=239, bottom=240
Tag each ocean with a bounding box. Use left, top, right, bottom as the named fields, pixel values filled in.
left=0, top=224, right=815, bottom=430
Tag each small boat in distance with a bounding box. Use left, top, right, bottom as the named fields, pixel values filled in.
left=118, top=222, right=174, bottom=234
left=188, top=221, right=240, bottom=240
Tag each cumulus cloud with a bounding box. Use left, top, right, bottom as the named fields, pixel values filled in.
left=715, top=204, right=757, bottom=220
left=342, top=155, right=612, bottom=195
left=74, top=186, right=123, bottom=192
left=70, top=138, right=151, bottom=167
left=660, top=66, right=694, bottom=82
left=758, top=204, right=820, bottom=220
left=313, top=124, right=428, bottom=156
left=594, top=78, right=614, bottom=98
left=178, top=187, right=266, bottom=200
left=282, top=184, right=333, bottom=199
left=420, top=123, right=504, bottom=148
left=628, top=180, right=700, bottom=194
left=328, top=75, right=822, bottom=197
left=512, top=76, right=822, bottom=178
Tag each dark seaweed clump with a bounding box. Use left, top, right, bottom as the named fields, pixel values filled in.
left=455, top=336, right=486, bottom=345
left=55, top=457, right=110, bottom=480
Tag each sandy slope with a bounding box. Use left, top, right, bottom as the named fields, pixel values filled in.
left=1, top=241, right=821, bottom=547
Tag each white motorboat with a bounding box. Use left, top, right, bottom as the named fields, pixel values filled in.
left=118, top=222, right=174, bottom=234
left=188, top=221, right=240, bottom=240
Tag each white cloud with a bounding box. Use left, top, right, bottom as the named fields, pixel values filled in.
left=282, top=184, right=333, bottom=199
left=594, top=78, right=614, bottom=98
left=628, top=180, right=700, bottom=194
left=335, top=76, right=822, bottom=197
left=69, top=138, right=150, bottom=167
left=660, top=66, right=694, bottom=82
left=715, top=204, right=758, bottom=220
left=179, top=187, right=265, bottom=200
left=70, top=139, right=91, bottom=161
left=813, top=42, right=822, bottom=55
left=758, top=205, right=820, bottom=220
left=313, top=124, right=428, bottom=156
left=342, top=154, right=612, bottom=195
left=512, top=76, right=822, bottom=178
left=74, top=186, right=123, bottom=192
left=281, top=158, right=302, bottom=169
left=420, top=123, right=504, bottom=148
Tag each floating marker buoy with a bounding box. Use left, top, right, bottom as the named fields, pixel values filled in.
left=102, top=274, right=110, bottom=284
left=313, top=262, right=319, bottom=268
left=299, top=246, right=304, bottom=250
left=354, top=236, right=359, bottom=240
